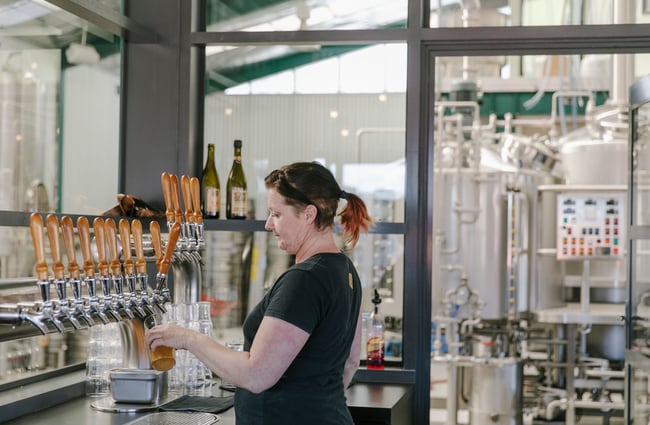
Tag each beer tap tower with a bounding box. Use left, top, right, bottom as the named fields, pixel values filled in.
left=0, top=171, right=204, bottom=380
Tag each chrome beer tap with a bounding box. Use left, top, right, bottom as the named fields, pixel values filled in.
left=170, top=173, right=190, bottom=251
left=154, top=223, right=181, bottom=305
left=149, top=220, right=168, bottom=314
left=156, top=222, right=182, bottom=309
left=119, top=218, right=146, bottom=318
left=93, top=218, right=122, bottom=322
left=161, top=172, right=176, bottom=237
left=0, top=303, right=49, bottom=334
left=29, top=213, right=63, bottom=333
left=131, top=220, right=156, bottom=316
left=190, top=177, right=205, bottom=249
left=78, top=216, right=109, bottom=325
left=46, top=214, right=82, bottom=330
left=171, top=174, right=200, bottom=283
left=106, top=218, right=134, bottom=320
left=181, top=174, right=198, bottom=251
left=61, top=215, right=94, bottom=327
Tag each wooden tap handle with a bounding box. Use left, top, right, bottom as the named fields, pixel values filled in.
left=77, top=216, right=95, bottom=277
left=190, top=177, right=203, bottom=224
left=150, top=221, right=163, bottom=269
left=161, top=172, right=174, bottom=223
left=61, top=216, right=80, bottom=279
left=119, top=219, right=135, bottom=275
left=46, top=214, right=65, bottom=281
left=159, top=222, right=181, bottom=275
left=131, top=219, right=147, bottom=275
left=93, top=217, right=109, bottom=277
left=29, top=213, right=49, bottom=281
left=181, top=175, right=194, bottom=223
left=105, top=218, right=121, bottom=276
left=170, top=174, right=184, bottom=224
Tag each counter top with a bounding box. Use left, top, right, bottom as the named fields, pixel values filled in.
left=3, top=394, right=236, bottom=425
left=0, top=373, right=412, bottom=425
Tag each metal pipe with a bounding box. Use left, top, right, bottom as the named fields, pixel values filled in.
left=611, top=0, right=633, bottom=105
left=354, top=128, right=405, bottom=164
left=545, top=397, right=625, bottom=419
left=446, top=363, right=458, bottom=425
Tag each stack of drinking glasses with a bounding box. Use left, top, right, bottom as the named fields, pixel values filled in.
left=163, top=302, right=214, bottom=396
left=198, top=301, right=214, bottom=382
left=85, top=323, right=122, bottom=397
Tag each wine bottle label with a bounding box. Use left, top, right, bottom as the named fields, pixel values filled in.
left=206, top=187, right=220, bottom=216
left=230, top=187, right=247, bottom=217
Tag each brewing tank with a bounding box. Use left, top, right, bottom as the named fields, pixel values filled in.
left=433, top=146, right=555, bottom=320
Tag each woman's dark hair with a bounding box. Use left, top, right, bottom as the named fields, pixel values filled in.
left=264, top=162, right=372, bottom=247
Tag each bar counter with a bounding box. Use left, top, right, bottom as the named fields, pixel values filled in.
left=0, top=371, right=412, bottom=425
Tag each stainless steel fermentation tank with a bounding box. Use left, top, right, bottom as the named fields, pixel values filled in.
left=433, top=147, right=553, bottom=321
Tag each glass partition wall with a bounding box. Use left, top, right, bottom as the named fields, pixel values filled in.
left=626, top=74, right=650, bottom=425
left=0, top=0, right=122, bottom=385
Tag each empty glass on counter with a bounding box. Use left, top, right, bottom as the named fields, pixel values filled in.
left=85, top=322, right=122, bottom=397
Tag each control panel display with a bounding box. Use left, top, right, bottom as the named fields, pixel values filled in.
left=556, top=192, right=626, bottom=260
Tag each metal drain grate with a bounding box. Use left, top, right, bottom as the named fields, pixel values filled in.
left=124, top=412, right=220, bottom=425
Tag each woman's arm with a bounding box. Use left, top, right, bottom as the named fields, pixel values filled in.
left=147, top=316, right=309, bottom=394
left=343, top=313, right=362, bottom=389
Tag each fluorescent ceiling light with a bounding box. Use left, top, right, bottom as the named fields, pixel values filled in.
left=66, top=42, right=100, bottom=65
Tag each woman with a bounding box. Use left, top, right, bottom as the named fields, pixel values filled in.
left=146, top=161, right=372, bottom=424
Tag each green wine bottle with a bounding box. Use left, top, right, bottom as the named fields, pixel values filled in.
left=226, top=139, right=247, bottom=219
left=201, top=143, right=220, bottom=218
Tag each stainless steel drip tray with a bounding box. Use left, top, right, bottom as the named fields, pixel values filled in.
left=91, top=395, right=180, bottom=413
left=124, top=412, right=220, bottom=425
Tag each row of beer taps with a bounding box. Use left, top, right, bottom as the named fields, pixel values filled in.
left=161, top=173, right=205, bottom=304
left=162, top=172, right=205, bottom=253
left=5, top=214, right=182, bottom=334
left=0, top=172, right=205, bottom=335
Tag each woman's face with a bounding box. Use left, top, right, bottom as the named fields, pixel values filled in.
left=264, top=188, right=308, bottom=255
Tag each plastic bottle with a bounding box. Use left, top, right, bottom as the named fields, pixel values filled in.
left=366, top=289, right=385, bottom=370
left=226, top=139, right=247, bottom=219
left=201, top=143, right=220, bottom=218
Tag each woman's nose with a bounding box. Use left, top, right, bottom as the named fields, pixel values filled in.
left=264, top=217, right=272, bottom=231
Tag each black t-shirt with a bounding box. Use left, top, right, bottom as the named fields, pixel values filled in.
left=235, top=252, right=362, bottom=425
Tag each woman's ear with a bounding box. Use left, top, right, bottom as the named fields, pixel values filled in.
left=304, top=204, right=317, bottom=224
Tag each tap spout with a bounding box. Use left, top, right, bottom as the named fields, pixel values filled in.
left=99, top=276, right=122, bottom=322
left=135, top=274, right=156, bottom=316
left=84, top=276, right=109, bottom=324
left=111, top=276, right=135, bottom=320
left=34, top=280, right=64, bottom=332
left=152, top=273, right=170, bottom=314
left=53, top=278, right=82, bottom=330
left=40, top=308, right=64, bottom=333
left=0, top=304, right=50, bottom=334
left=124, top=275, right=146, bottom=318
left=69, top=278, right=95, bottom=327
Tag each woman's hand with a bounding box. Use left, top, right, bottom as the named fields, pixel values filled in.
left=145, top=323, right=194, bottom=351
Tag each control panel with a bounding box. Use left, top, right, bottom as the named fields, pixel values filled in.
left=556, top=192, right=626, bottom=261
